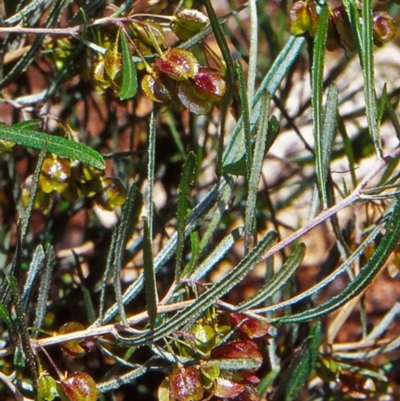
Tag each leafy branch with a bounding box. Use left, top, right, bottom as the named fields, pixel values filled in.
left=1, top=0, right=400, bottom=399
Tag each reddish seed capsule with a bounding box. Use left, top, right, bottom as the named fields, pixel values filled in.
left=373, top=10, right=396, bottom=46
left=22, top=175, right=51, bottom=211
left=170, top=366, right=204, bottom=401
left=330, top=6, right=356, bottom=51
left=177, top=81, right=214, bottom=114
left=96, top=177, right=126, bottom=211
left=289, top=0, right=318, bottom=37
left=193, top=67, right=226, bottom=101
left=141, top=74, right=173, bottom=103
left=155, top=48, right=199, bottom=80
left=130, top=21, right=167, bottom=54
left=172, top=9, right=209, bottom=41
left=214, top=377, right=245, bottom=399
left=59, top=372, right=98, bottom=401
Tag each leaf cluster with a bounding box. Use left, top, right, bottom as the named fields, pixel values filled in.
left=0, top=0, right=400, bottom=400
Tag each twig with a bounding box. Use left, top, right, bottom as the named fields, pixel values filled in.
left=35, top=300, right=194, bottom=348
left=0, top=16, right=131, bottom=36
left=0, top=26, right=81, bottom=35
left=260, top=148, right=400, bottom=263
left=331, top=337, right=393, bottom=351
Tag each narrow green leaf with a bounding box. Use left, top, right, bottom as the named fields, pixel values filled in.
left=273, top=322, right=322, bottom=401
left=245, top=92, right=270, bottom=249
left=190, top=227, right=242, bottom=282
left=0, top=302, right=12, bottom=328
left=258, top=369, right=280, bottom=398
left=7, top=276, right=38, bottom=383
left=202, top=0, right=234, bottom=173
left=343, top=0, right=363, bottom=53
left=20, top=144, right=48, bottom=241
left=342, top=0, right=380, bottom=155
left=0, top=31, right=44, bottom=89
left=321, top=85, right=339, bottom=189
left=223, top=36, right=305, bottom=168
left=116, top=184, right=138, bottom=264
left=12, top=120, right=42, bottom=130
left=333, top=360, right=389, bottom=380
left=99, top=227, right=118, bottom=324
left=361, top=0, right=381, bottom=156
left=77, top=266, right=96, bottom=324
left=238, top=243, right=305, bottom=310
left=0, top=231, right=22, bottom=308
left=142, top=217, right=158, bottom=328
left=222, top=116, right=280, bottom=176
left=236, top=62, right=252, bottom=182
left=337, top=114, right=357, bottom=187
left=274, top=198, right=400, bottom=324
left=312, top=4, right=330, bottom=208
left=165, top=111, right=186, bottom=158
left=221, top=156, right=247, bottom=176
left=22, top=245, right=45, bottom=311
left=113, top=0, right=136, bottom=17
left=97, top=364, right=149, bottom=393
left=181, top=231, right=200, bottom=278
left=113, top=183, right=138, bottom=326
left=380, top=87, right=400, bottom=141
left=0, top=125, right=105, bottom=170
left=119, top=32, right=138, bottom=100
left=287, top=322, right=322, bottom=399
left=176, top=151, right=197, bottom=281
left=0, top=227, right=11, bottom=272
left=377, top=84, right=389, bottom=124
left=5, top=0, right=52, bottom=25
left=33, top=245, right=55, bottom=337
left=265, top=115, right=280, bottom=152
left=202, top=0, right=234, bottom=74
left=196, top=176, right=234, bottom=256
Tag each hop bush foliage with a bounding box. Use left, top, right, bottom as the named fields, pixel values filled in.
left=0, top=0, right=400, bottom=400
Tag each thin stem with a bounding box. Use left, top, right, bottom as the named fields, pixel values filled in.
left=260, top=148, right=400, bottom=263
left=0, top=16, right=132, bottom=35
left=0, top=26, right=81, bottom=35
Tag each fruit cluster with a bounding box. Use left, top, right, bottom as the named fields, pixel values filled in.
left=142, top=47, right=226, bottom=114
left=289, top=0, right=396, bottom=50
left=22, top=155, right=126, bottom=212
left=159, top=312, right=273, bottom=401
left=84, top=8, right=226, bottom=114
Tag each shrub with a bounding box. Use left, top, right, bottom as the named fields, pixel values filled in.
left=0, top=0, right=400, bottom=400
